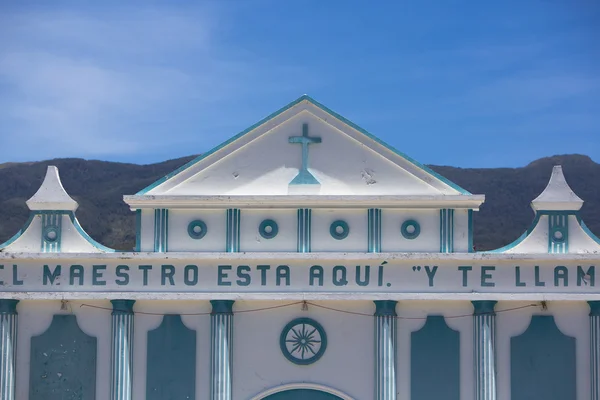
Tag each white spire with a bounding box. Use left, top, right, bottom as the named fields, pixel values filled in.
left=26, top=166, right=78, bottom=211
left=531, top=165, right=583, bottom=211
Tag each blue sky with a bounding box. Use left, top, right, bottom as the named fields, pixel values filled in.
left=1, top=0, right=598, bottom=168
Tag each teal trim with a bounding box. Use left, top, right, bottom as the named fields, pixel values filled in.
left=226, top=209, right=240, bottom=252
left=263, top=389, right=343, bottom=399
left=297, top=209, right=312, bottom=252
left=280, top=318, right=327, bottom=365
left=590, top=302, right=600, bottom=400
left=259, top=219, right=279, bottom=239
left=374, top=300, right=397, bottom=400
left=576, top=214, right=600, bottom=245
left=210, top=300, right=234, bottom=315
left=289, top=123, right=322, bottom=185
left=41, top=211, right=62, bottom=253
left=484, top=212, right=543, bottom=253
left=0, top=299, right=18, bottom=400
left=401, top=219, right=420, bottom=240
left=511, top=315, right=576, bottom=400
left=30, top=315, right=97, bottom=400
left=368, top=208, right=382, bottom=253
left=374, top=300, right=398, bottom=317
left=136, top=95, right=470, bottom=195
left=411, top=316, right=460, bottom=400
left=69, top=213, right=115, bottom=252
left=146, top=315, right=196, bottom=400
left=468, top=209, right=474, bottom=253
left=590, top=301, right=600, bottom=317
left=0, top=300, right=18, bottom=314
left=440, top=209, right=454, bottom=253
left=472, top=301, right=497, bottom=400
left=153, top=209, right=169, bottom=252
left=210, top=300, right=234, bottom=400
left=0, top=212, right=35, bottom=250
left=548, top=213, right=568, bottom=253
left=188, top=219, right=208, bottom=240
left=134, top=210, right=141, bottom=251
left=110, top=300, right=135, bottom=400
left=329, top=220, right=349, bottom=240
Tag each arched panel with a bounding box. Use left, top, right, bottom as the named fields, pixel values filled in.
left=29, top=314, right=97, bottom=400
left=411, top=315, right=460, bottom=400
left=263, top=389, right=343, bottom=399
left=511, top=315, right=576, bottom=400
left=146, top=314, right=197, bottom=400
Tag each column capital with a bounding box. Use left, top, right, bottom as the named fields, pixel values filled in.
left=472, top=300, right=497, bottom=316
left=374, top=300, right=397, bottom=317
left=111, top=299, right=135, bottom=315
left=211, top=300, right=235, bottom=315
left=589, top=301, right=600, bottom=316
left=0, top=299, right=19, bottom=314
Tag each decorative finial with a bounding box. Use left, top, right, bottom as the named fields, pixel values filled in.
left=26, top=166, right=78, bottom=211
left=531, top=165, right=583, bottom=211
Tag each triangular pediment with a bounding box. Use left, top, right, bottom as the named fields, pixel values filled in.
left=135, top=96, right=470, bottom=198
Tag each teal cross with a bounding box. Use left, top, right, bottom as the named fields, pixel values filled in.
left=288, top=123, right=322, bottom=185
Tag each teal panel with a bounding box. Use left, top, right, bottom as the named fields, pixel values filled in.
left=263, top=389, right=342, bottom=399
left=511, top=315, right=576, bottom=400
left=411, top=315, right=460, bottom=400
left=29, top=314, right=97, bottom=400
left=147, top=314, right=196, bottom=400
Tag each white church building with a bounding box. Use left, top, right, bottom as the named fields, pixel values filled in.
left=1, top=95, right=599, bottom=400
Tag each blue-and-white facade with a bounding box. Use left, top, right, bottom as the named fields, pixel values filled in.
left=1, top=95, right=599, bottom=399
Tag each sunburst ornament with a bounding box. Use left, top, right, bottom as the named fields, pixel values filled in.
left=280, top=318, right=327, bottom=365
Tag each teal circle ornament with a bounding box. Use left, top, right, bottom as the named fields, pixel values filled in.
left=259, top=219, right=278, bottom=239
left=401, top=220, right=420, bottom=239
left=280, top=318, right=327, bottom=365
left=187, top=220, right=207, bottom=239
left=43, top=226, right=59, bottom=242
left=551, top=226, right=566, bottom=243
left=330, top=220, right=349, bottom=240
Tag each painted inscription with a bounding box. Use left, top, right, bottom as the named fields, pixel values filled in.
left=0, top=261, right=596, bottom=293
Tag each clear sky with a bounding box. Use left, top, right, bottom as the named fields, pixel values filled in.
left=1, top=0, right=598, bottom=168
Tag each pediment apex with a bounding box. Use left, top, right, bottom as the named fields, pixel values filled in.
left=131, top=95, right=473, bottom=200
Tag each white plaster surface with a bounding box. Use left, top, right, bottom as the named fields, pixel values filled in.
left=167, top=209, right=227, bottom=252
left=133, top=300, right=211, bottom=400
left=233, top=300, right=374, bottom=400
left=162, top=111, right=446, bottom=197
left=495, top=300, right=589, bottom=400
left=26, top=166, right=78, bottom=211
left=239, top=210, right=296, bottom=252
left=381, top=209, right=441, bottom=252
left=16, top=299, right=112, bottom=400
left=396, top=300, right=474, bottom=400
left=532, top=166, right=583, bottom=211
left=311, top=209, right=368, bottom=252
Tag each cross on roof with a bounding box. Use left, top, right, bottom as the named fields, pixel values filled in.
left=288, top=123, right=322, bottom=185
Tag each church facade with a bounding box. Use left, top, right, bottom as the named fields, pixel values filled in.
left=0, top=95, right=599, bottom=400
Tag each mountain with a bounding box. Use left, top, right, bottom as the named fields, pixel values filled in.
left=1, top=154, right=598, bottom=251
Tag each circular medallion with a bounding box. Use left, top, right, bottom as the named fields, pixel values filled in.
left=280, top=317, right=327, bottom=365
left=187, top=220, right=207, bottom=239
left=551, top=227, right=566, bottom=243
left=401, top=220, right=420, bottom=240
left=43, top=226, right=59, bottom=242
left=329, top=220, right=349, bottom=240
left=259, top=219, right=278, bottom=239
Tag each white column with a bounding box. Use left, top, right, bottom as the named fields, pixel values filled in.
left=211, top=300, right=234, bottom=400
left=0, top=300, right=18, bottom=400
left=590, top=301, right=600, bottom=400
left=374, top=300, right=397, bottom=400
left=472, top=300, right=497, bottom=400
left=110, top=299, right=135, bottom=400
